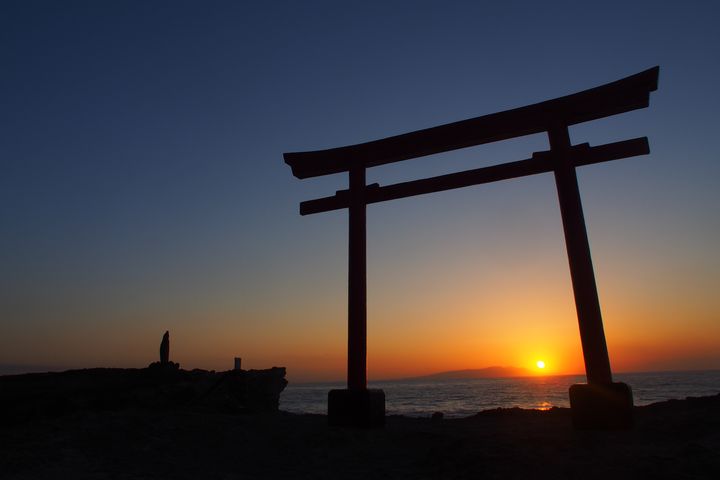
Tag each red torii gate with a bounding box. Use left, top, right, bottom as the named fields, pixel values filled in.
left=284, top=67, right=659, bottom=428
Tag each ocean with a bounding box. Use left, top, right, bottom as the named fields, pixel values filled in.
left=280, top=370, right=720, bottom=418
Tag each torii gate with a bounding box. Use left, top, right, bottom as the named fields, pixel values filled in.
left=284, top=67, right=659, bottom=429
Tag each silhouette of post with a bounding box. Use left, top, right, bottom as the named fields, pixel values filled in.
left=347, top=163, right=367, bottom=391
left=160, top=331, right=170, bottom=364
left=549, top=125, right=613, bottom=385
left=323, top=163, right=385, bottom=428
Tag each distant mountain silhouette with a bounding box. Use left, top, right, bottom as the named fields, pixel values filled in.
left=409, top=366, right=532, bottom=380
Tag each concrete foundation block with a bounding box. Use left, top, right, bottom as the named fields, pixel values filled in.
left=328, top=388, right=385, bottom=428
left=569, top=382, right=634, bottom=429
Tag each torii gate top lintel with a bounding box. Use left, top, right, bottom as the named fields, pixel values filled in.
left=284, top=66, right=658, bottom=180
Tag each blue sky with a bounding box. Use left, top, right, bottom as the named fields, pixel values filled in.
left=1, top=1, right=719, bottom=380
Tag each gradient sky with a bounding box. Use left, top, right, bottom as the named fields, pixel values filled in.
left=2, top=1, right=719, bottom=382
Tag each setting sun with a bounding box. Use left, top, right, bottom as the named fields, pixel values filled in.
left=536, top=360, right=546, bottom=369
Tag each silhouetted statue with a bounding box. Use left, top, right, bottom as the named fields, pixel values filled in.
left=160, top=331, right=170, bottom=364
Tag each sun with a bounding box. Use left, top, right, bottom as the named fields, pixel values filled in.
left=536, top=360, right=546, bottom=370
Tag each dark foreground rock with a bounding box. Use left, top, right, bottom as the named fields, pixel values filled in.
left=0, top=367, right=287, bottom=424
left=1, top=394, right=718, bottom=479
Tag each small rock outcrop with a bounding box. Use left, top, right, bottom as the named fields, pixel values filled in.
left=0, top=331, right=287, bottom=423
left=191, top=367, right=288, bottom=412
left=0, top=367, right=288, bottom=423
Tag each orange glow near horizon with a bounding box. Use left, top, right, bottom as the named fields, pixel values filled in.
left=2, top=210, right=719, bottom=383
left=3, top=283, right=719, bottom=383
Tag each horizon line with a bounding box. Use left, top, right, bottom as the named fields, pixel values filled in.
left=288, top=367, right=720, bottom=386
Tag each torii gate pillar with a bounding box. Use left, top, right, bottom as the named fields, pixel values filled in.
left=550, top=125, right=633, bottom=429
left=327, top=163, right=385, bottom=427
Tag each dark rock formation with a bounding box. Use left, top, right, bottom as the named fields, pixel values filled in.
left=0, top=366, right=288, bottom=424
left=192, top=367, right=288, bottom=412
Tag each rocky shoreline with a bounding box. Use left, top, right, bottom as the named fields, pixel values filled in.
left=0, top=366, right=288, bottom=425
left=1, top=373, right=718, bottom=479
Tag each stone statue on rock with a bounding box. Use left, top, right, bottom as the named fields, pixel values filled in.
left=160, top=331, right=170, bottom=364
left=148, top=330, right=179, bottom=371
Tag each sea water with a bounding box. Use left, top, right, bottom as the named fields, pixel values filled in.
left=280, top=370, right=720, bottom=418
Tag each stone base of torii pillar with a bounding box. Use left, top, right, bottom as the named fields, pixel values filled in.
left=569, top=382, right=634, bottom=429
left=328, top=389, right=385, bottom=427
